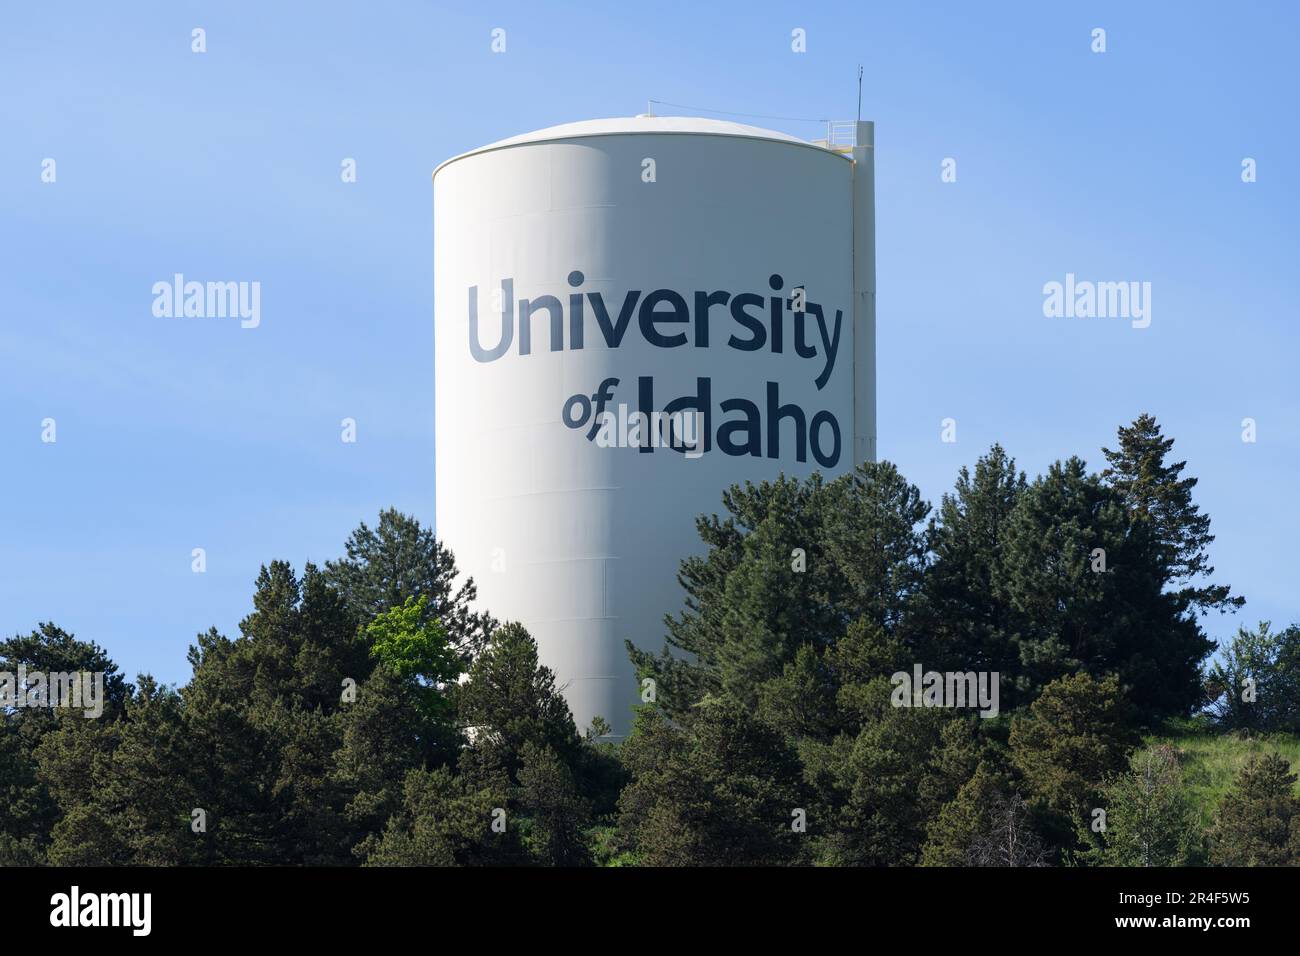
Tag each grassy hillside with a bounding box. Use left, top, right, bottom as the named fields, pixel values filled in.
left=1148, top=722, right=1300, bottom=828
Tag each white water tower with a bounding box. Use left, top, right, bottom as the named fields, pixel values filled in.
left=434, top=115, right=875, bottom=737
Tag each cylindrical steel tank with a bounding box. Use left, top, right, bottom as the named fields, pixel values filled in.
left=434, top=116, right=874, bottom=737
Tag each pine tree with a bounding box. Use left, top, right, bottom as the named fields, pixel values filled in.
left=1, top=623, right=132, bottom=864
left=755, top=644, right=841, bottom=743
left=629, top=463, right=929, bottom=719
left=175, top=563, right=374, bottom=864
left=0, top=713, right=57, bottom=864
left=36, top=678, right=202, bottom=865
left=334, top=664, right=461, bottom=850
left=0, top=623, right=130, bottom=712
left=457, top=622, right=583, bottom=784
left=630, top=474, right=840, bottom=716
left=615, top=702, right=807, bottom=866
left=997, top=457, right=1212, bottom=718
left=325, top=509, right=495, bottom=657
left=923, top=762, right=1041, bottom=866
left=1010, top=673, right=1137, bottom=822
left=829, top=699, right=954, bottom=866
left=714, top=502, right=834, bottom=707
left=517, top=742, right=592, bottom=866
left=821, top=460, right=931, bottom=635
left=363, top=765, right=524, bottom=866
left=923, top=445, right=1025, bottom=682
left=1208, top=753, right=1300, bottom=865
left=1084, top=745, right=1201, bottom=866
left=1102, top=413, right=1242, bottom=614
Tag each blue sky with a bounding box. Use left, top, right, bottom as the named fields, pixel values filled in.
left=2, top=1, right=1296, bottom=686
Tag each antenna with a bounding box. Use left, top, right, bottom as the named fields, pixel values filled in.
left=856, top=65, right=863, bottom=122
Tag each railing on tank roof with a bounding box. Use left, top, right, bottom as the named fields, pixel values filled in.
left=811, top=121, right=858, bottom=154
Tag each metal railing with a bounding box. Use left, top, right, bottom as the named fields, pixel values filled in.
left=825, top=121, right=858, bottom=149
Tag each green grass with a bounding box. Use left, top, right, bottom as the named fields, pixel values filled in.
left=1147, top=721, right=1300, bottom=828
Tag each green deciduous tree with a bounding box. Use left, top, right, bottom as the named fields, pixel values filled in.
left=364, top=595, right=461, bottom=726
left=1206, top=622, right=1300, bottom=733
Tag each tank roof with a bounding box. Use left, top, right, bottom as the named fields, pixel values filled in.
left=434, top=115, right=843, bottom=178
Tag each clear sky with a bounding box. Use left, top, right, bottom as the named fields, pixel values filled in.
left=2, top=1, right=1296, bottom=686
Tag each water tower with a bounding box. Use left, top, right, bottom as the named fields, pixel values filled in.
left=434, top=115, right=875, bottom=737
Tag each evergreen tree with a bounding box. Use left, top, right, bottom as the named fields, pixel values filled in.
left=456, top=622, right=582, bottom=784
left=1208, top=753, right=1300, bottom=866
left=363, top=765, right=524, bottom=866
left=0, top=623, right=130, bottom=712
left=518, top=742, right=592, bottom=866
left=997, top=458, right=1211, bottom=718
left=824, top=616, right=910, bottom=731
left=1084, top=744, right=1201, bottom=866
left=0, top=712, right=57, bottom=864
left=325, top=509, right=494, bottom=657
left=630, top=475, right=838, bottom=716
left=923, top=762, right=1042, bottom=866
left=826, top=692, right=956, bottom=866
left=1102, top=413, right=1242, bottom=614
left=1, top=623, right=131, bottom=864
left=615, top=702, right=807, bottom=866
left=101, top=678, right=204, bottom=865
left=35, top=678, right=202, bottom=866
left=923, top=445, right=1025, bottom=682
left=755, top=644, right=841, bottom=743
left=173, top=563, right=372, bottom=864
left=713, top=494, right=836, bottom=707
left=820, top=461, right=931, bottom=635
left=630, top=463, right=929, bottom=719
left=1010, top=673, right=1137, bottom=824
left=334, top=664, right=460, bottom=851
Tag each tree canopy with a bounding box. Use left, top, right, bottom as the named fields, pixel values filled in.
left=5, top=416, right=1290, bottom=868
